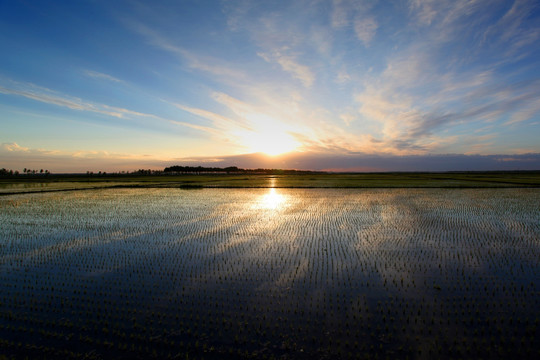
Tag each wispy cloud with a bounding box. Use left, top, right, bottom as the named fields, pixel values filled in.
left=223, top=3, right=319, bottom=87
left=257, top=51, right=315, bottom=87
left=505, top=97, right=540, bottom=125
left=0, top=83, right=125, bottom=118
left=353, top=16, right=377, bottom=46
left=0, top=78, right=225, bottom=138
left=345, top=0, right=540, bottom=154
left=211, top=92, right=255, bottom=119
left=408, top=0, right=438, bottom=26
left=0, top=78, right=191, bottom=127
left=482, top=0, right=540, bottom=61
left=83, top=70, right=124, bottom=83
left=0, top=142, right=172, bottom=172
left=171, top=101, right=252, bottom=131
left=408, top=0, right=540, bottom=58
left=168, top=119, right=224, bottom=137
left=356, top=66, right=540, bottom=154
left=331, top=0, right=378, bottom=46
left=125, top=19, right=246, bottom=80
left=2, top=142, right=30, bottom=152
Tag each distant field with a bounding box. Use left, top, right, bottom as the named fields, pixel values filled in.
left=1, top=172, right=540, bottom=195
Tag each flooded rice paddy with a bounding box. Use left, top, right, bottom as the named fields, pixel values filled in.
left=0, top=188, right=539, bottom=359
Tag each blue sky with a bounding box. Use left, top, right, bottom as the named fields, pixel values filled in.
left=1, top=0, right=540, bottom=172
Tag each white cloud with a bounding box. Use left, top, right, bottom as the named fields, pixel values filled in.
left=483, top=0, right=540, bottom=54
left=331, top=0, right=350, bottom=28
left=356, top=59, right=540, bottom=153
left=180, top=50, right=247, bottom=80
left=222, top=3, right=318, bottom=88
left=172, top=101, right=252, bottom=131
left=258, top=50, right=314, bottom=87
left=354, top=16, right=378, bottom=46
left=331, top=0, right=378, bottom=46
left=83, top=70, right=124, bottom=83
left=0, top=83, right=123, bottom=118
left=254, top=34, right=315, bottom=87
left=310, top=26, right=333, bottom=56
left=0, top=78, right=229, bottom=141
left=211, top=92, right=253, bottom=117
left=126, top=20, right=245, bottom=80
left=408, top=0, right=438, bottom=26
left=505, top=97, right=540, bottom=125
left=2, top=142, right=29, bottom=152
left=274, top=54, right=315, bottom=88
left=168, top=119, right=224, bottom=137
left=335, top=67, right=351, bottom=83
left=346, top=0, right=540, bottom=155
left=340, top=113, right=355, bottom=126
left=0, top=80, right=169, bottom=122
left=222, top=0, right=252, bottom=31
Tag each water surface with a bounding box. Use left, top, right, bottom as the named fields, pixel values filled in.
left=1, top=188, right=539, bottom=358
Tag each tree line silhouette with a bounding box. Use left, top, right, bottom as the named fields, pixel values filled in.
left=0, top=168, right=50, bottom=176
left=0, top=166, right=322, bottom=177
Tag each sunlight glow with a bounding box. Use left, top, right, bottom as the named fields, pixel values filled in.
left=238, top=113, right=301, bottom=156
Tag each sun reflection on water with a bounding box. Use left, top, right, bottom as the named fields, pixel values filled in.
left=252, top=177, right=289, bottom=210
left=259, top=188, right=287, bottom=210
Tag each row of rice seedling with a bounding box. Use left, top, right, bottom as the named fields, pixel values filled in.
left=0, top=188, right=539, bottom=358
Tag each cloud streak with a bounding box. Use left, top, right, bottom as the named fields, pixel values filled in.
left=0, top=81, right=158, bottom=120
left=353, top=16, right=377, bottom=46
left=83, top=70, right=124, bottom=83
left=0, top=79, right=228, bottom=140
left=125, top=19, right=246, bottom=80
left=258, top=51, right=315, bottom=88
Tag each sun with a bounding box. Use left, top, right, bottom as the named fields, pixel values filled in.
left=238, top=113, right=301, bottom=156
left=247, top=130, right=299, bottom=156
left=242, top=129, right=299, bottom=156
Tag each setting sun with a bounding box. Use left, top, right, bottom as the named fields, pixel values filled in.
left=237, top=113, right=301, bottom=156
left=244, top=130, right=299, bottom=156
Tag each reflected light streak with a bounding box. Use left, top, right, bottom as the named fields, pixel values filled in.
left=257, top=188, right=287, bottom=210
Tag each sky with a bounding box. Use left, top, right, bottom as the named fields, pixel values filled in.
left=1, top=0, right=540, bottom=172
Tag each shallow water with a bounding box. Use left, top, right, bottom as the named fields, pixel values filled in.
left=1, top=188, right=539, bottom=358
